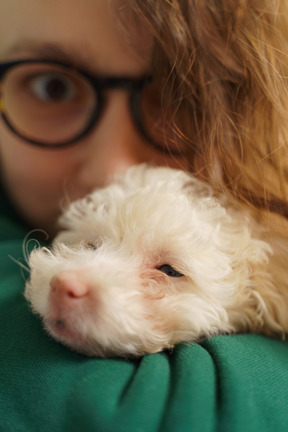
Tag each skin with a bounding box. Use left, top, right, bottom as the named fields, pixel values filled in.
left=0, top=0, right=188, bottom=237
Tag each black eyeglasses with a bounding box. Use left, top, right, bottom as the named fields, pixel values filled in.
left=0, top=59, right=180, bottom=154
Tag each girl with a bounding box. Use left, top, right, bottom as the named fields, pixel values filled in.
left=1, top=1, right=288, bottom=431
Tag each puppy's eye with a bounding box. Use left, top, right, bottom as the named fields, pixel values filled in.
left=86, top=242, right=97, bottom=250
left=157, top=264, right=184, bottom=277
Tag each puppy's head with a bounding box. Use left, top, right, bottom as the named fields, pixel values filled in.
left=25, top=165, right=271, bottom=357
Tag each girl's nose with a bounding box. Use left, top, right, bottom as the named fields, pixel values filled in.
left=77, top=90, right=151, bottom=190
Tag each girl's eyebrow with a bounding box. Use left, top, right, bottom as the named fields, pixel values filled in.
left=4, top=41, right=98, bottom=74
left=4, top=40, right=150, bottom=78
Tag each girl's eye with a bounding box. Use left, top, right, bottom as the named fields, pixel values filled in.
left=157, top=264, right=184, bottom=277
left=29, top=73, right=76, bottom=102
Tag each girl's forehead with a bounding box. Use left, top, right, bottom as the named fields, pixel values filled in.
left=0, top=0, right=152, bottom=75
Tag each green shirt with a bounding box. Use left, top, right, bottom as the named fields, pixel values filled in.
left=1, top=184, right=288, bottom=432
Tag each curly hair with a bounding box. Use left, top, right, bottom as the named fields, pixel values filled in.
left=117, top=0, right=288, bottom=224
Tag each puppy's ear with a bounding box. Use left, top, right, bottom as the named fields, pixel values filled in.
left=226, top=242, right=287, bottom=339
left=250, top=249, right=288, bottom=338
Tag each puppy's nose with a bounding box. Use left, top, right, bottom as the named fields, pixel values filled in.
left=50, top=270, right=89, bottom=300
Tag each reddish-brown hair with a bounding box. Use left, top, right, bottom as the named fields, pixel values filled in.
left=119, top=0, right=288, bottom=224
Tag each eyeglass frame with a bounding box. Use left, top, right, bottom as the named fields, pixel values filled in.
left=0, top=58, right=173, bottom=153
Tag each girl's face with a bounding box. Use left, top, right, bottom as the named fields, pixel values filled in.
left=0, top=0, right=187, bottom=236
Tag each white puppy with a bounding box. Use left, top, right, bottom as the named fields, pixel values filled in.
left=25, top=165, right=288, bottom=357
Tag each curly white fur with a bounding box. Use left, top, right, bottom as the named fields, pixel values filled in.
left=25, top=165, right=288, bottom=357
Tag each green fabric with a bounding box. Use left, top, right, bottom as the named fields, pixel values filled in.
left=1, top=184, right=288, bottom=432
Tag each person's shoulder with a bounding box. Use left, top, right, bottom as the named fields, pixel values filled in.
left=0, top=181, right=29, bottom=241
left=1, top=328, right=288, bottom=432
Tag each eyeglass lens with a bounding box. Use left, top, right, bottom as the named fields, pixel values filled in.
left=0, top=61, right=182, bottom=153
left=1, top=63, right=96, bottom=145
